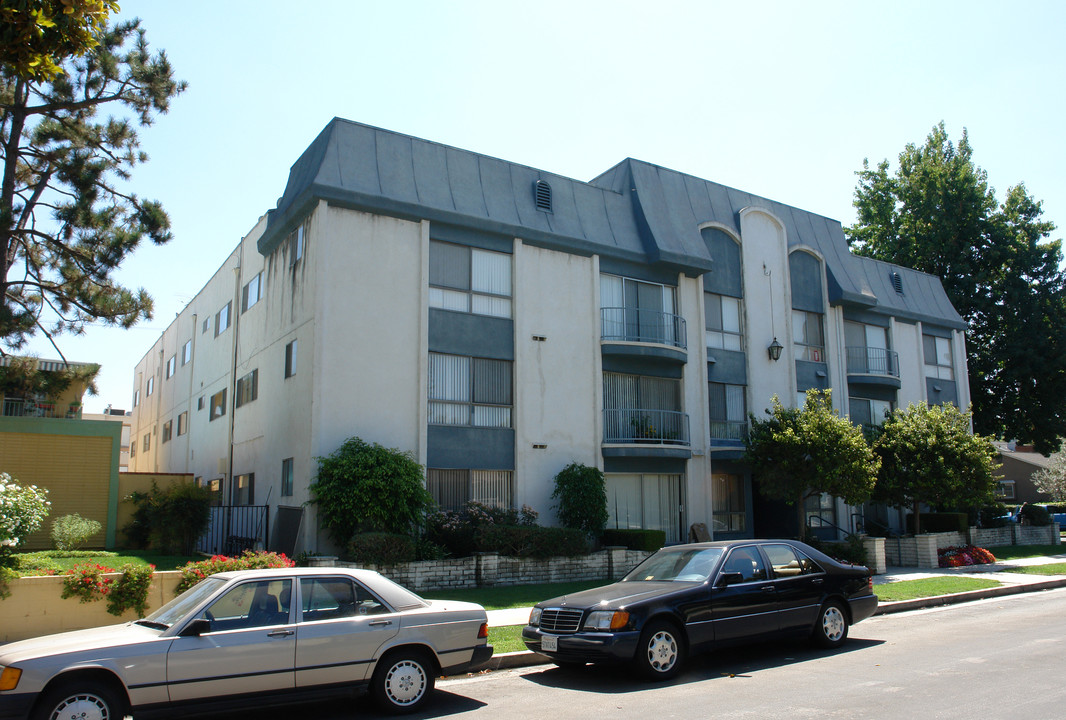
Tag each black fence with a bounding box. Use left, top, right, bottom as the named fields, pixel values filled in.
left=197, top=505, right=270, bottom=556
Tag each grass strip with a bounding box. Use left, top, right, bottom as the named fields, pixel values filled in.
left=875, top=576, right=1000, bottom=602
left=487, top=625, right=527, bottom=654
left=14, top=551, right=202, bottom=576
left=1001, top=562, right=1066, bottom=576
left=988, top=545, right=1064, bottom=561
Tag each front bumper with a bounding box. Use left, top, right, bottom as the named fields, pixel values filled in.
left=0, top=692, right=36, bottom=720
left=521, top=626, right=639, bottom=664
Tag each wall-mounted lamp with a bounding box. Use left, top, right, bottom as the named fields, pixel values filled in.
left=768, top=338, right=783, bottom=362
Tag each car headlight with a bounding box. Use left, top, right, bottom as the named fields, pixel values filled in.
left=0, top=666, right=22, bottom=691
left=583, top=610, right=630, bottom=631
left=529, top=608, right=542, bottom=627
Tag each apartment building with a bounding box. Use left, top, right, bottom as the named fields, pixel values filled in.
left=129, top=119, right=968, bottom=554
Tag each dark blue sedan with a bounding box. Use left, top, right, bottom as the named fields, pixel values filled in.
left=523, top=539, right=877, bottom=679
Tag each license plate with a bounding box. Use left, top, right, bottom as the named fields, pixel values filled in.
left=541, top=634, right=558, bottom=652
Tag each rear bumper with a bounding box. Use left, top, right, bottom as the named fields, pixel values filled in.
left=521, top=626, right=639, bottom=664
left=441, top=644, right=494, bottom=675
left=849, top=593, right=879, bottom=624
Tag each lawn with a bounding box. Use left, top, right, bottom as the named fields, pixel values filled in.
left=988, top=545, right=1064, bottom=561
left=1002, top=562, right=1066, bottom=576
left=875, top=576, right=1000, bottom=602
left=486, top=625, right=526, bottom=654
left=425, top=580, right=606, bottom=610
left=11, top=550, right=201, bottom=576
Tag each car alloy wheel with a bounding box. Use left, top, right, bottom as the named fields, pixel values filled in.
left=34, top=683, right=123, bottom=720
left=633, top=619, right=684, bottom=680
left=372, top=650, right=435, bottom=714
left=814, top=601, right=849, bottom=648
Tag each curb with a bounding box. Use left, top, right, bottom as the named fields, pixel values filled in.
left=481, top=578, right=1066, bottom=672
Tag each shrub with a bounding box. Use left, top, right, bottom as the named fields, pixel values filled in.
left=123, top=481, right=212, bottom=554
left=1018, top=504, right=1052, bottom=526
left=551, top=463, right=607, bottom=535
left=310, top=437, right=433, bottom=546
left=476, top=525, right=589, bottom=558
left=61, top=563, right=116, bottom=603
left=978, top=502, right=1011, bottom=528
left=0, top=472, right=50, bottom=551
left=176, top=550, right=294, bottom=594
left=348, top=533, right=417, bottom=566
left=600, top=529, right=666, bottom=552
left=51, top=513, right=102, bottom=550
left=805, top=534, right=868, bottom=566
left=938, top=545, right=996, bottom=568
left=905, top=512, right=969, bottom=534
left=425, top=502, right=537, bottom=558
left=106, top=564, right=155, bottom=617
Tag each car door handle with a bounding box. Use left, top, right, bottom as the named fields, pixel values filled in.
left=813, top=579, right=824, bottom=585
left=267, top=629, right=294, bottom=637
left=369, top=620, right=393, bottom=627
left=761, top=586, right=776, bottom=593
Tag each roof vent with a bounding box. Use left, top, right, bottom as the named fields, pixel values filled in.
left=890, top=271, right=904, bottom=294
left=534, top=180, right=552, bottom=212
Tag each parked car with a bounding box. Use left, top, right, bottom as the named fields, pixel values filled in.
left=522, top=539, right=877, bottom=680
left=0, top=567, right=492, bottom=719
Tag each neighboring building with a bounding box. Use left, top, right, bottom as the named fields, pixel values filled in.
left=83, top=409, right=132, bottom=473
left=128, top=119, right=968, bottom=555
left=994, top=442, right=1053, bottom=504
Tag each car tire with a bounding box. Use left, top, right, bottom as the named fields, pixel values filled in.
left=632, top=619, right=685, bottom=681
left=370, top=649, right=436, bottom=714
left=812, top=600, right=849, bottom=649
left=32, top=680, right=125, bottom=720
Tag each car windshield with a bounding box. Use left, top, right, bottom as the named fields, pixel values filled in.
left=145, top=577, right=226, bottom=627
left=622, top=547, right=725, bottom=582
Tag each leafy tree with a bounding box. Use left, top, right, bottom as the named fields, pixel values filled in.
left=1, top=14, right=186, bottom=356
left=551, top=462, right=608, bottom=535
left=1, top=0, right=118, bottom=82
left=123, top=480, right=211, bottom=554
left=310, top=437, right=433, bottom=547
left=744, top=390, right=878, bottom=537
left=1033, top=452, right=1066, bottom=501
left=872, top=402, right=998, bottom=535
left=847, top=122, right=1066, bottom=454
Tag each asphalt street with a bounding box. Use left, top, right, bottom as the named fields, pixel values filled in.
left=220, top=586, right=1066, bottom=720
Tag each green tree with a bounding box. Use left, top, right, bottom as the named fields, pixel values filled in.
left=872, top=402, right=998, bottom=535
left=551, top=462, right=608, bottom=535
left=0, top=0, right=118, bottom=82
left=847, top=122, right=1066, bottom=454
left=1, top=15, right=186, bottom=356
left=1033, top=452, right=1066, bottom=502
left=310, top=437, right=433, bottom=547
left=744, top=390, right=879, bottom=537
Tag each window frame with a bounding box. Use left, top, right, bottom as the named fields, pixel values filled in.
left=241, top=272, right=263, bottom=312
left=177, top=411, right=188, bottom=437
left=792, top=309, right=825, bottom=362
left=181, top=340, right=192, bottom=366
left=428, top=240, right=513, bottom=319
left=428, top=352, right=513, bottom=428
left=209, top=389, right=227, bottom=421
left=284, top=339, right=297, bottom=379
left=165, top=355, right=177, bottom=379
left=215, top=302, right=232, bottom=337
left=235, top=369, right=259, bottom=409
left=281, top=457, right=294, bottom=497
left=704, top=292, right=744, bottom=351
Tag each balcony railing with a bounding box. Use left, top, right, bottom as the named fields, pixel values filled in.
left=603, top=408, right=690, bottom=445
left=601, top=308, right=687, bottom=350
left=845, top=347, right=900, bottom=378
left=710, top=420, right=749, bottom=442
left=2, top=397, right=82, bottom=418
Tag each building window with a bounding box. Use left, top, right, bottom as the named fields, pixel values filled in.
left=996, top=481, right=1015, bottom=500
left=705, top=293, right=743, bottom=351
left=202, top=316, right=211, bottom=334
left=142, top=433, right=150, bottom=452
left=923, top=334, right=954, bottom=380
left=805, top=492, right=835, bottom=531
left=215, top=302, right=231, bottom=336
left=181, top=340, right=192, bottom=366
left=709, top=383, right=747, bottom=441
left=289, top=224, right=305, bottom=266
left=605, top=473, right=684, bottom=543
left=712, top=473, right=746, bottom=533
left=602, top=372, right=685, bottom=444
left=162, top=420, right=173, bottom=443
left=428, top=353, right=512, bottom=428
left=849, top=397, right=893, bottom=430
left=165, top=355, right=176, bottom=379
left=133, top=389, right=139, bottom=408
left=285, top=339, right=297, bottom=378
left=197, top=396, right=205, bottom=411
left=177, top=411, right=188, bottom=436
left=209, top=389, right=227, bottom=421
left=429, top=240, right=512, bottom=319
left=427, top=469, right=513, bottom=511
left=235, top=369, right=258, bottom=409
left=600, top=274, right=681, bottom=347
left=844, top=321, right=895, bottom=376
left=146, top=376, right=154, bottom=396
left=242, top=272, right=263, bottom=312
left=281, top=457, right=294, bottom=497
left=233, top=473, right=254, bottom=505
left=792, top=310, right=825, bottom=362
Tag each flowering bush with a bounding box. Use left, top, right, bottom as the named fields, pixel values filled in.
left=938, top=545, right=996, bottom=568
left=425, top=502, right=539, bottom=558
left=107, top=564, right=156, bottom=617
left=0, top=472, right=51, bottom=551
left=175, top=550, right=294, bottom=594
left=61, top=563, right=116, bottom=603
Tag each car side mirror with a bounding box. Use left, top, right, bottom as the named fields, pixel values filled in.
left=179, top=618, right=211, bottom=637
left=716, top=572, right=744, bottom=588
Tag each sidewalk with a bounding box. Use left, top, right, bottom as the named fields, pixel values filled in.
left=481, top=553, right=1066, bottom=671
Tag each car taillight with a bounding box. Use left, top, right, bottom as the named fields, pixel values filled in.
left=477, top=622, right=488, bottom=639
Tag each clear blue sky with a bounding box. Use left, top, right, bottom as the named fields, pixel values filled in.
left=27, top=0, right=1066, bottom=412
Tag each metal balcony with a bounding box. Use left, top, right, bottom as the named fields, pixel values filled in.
left=600, top=307, right=687, bottom=351
left=845, top=347, right=900, bottom=378
left=603, top=408, right=690, bottom=445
